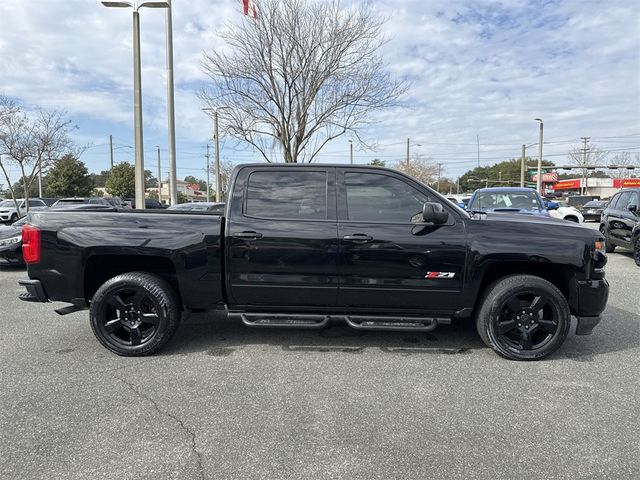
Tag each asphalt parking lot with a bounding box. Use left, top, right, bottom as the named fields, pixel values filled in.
left=1, top=229, right=638, bottom=480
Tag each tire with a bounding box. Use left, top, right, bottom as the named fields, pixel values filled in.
left=564, top=216, right=579, bottom=223
left=634, top=236, right=640, bottom=267
left=89, top=272, right=181, bottom=356
left=600, top=225, right=615, bottom=253
left=476, top=275, right=571, bottom=361
left=10, top=214, right=18, bottom=223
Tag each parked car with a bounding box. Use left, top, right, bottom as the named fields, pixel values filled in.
left=19, top=164, right=608, bottom=361
left=633, top=223, right=640, bottom=266
left=52, top=197, right=111, bottom=207
left=546, top=201, right=584, bottom=224
left=580, top=200, right=608, bottom=222
left=599, top=188, right=640, bottom=253
left=0, top=198, right=49, bottom=223
left=0, top=216, right=27, bottom=265
left=446, top=195, right=471, bottom=209
left=567, top=195, right=600, bottom=208
left=128, top=198, right=166, bottom=209
left=466, top=187, right=557, bottom=217
left=167, top=202, right=225, bottom=214
left=104, top=196, right=130, bottom=208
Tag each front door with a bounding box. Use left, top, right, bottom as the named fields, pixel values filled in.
left=336, top=169, right=467, bottom=313
left=226, top=167, right=339, bottom=308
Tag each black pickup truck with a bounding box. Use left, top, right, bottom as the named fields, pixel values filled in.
left=19, top=164, right=609, bottom=360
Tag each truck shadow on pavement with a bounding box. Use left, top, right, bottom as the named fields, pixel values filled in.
left=161, top=305, right=639, bottom=361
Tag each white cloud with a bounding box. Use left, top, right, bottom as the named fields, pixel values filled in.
left=0, top=0, right=638, bottom=183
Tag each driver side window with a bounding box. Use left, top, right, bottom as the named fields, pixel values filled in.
left=344, top=172, right=433, bottom=223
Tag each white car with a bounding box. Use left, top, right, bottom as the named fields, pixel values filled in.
left=548, top=201, right=584, bottom=223
left=0, top=198, right=49, bottom=223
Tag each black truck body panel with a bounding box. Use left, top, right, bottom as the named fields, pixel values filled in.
left=21, top=164, right=609, bottom=332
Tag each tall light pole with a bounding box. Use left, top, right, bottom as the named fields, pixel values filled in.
left=349, top=140, right=353, bottom=164
left=155, top=145, right=162, bottom=204
left=100, top=1, right=171, bottom=209
left=534, top=118, right=544, bottom=194
left=205, top=144, right=211, bottom=202
left=164, top=1, right=178, bottom=206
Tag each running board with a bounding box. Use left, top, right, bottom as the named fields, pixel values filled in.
left=345, top=316, right=441, bottom=332
left=229, top=312, right=449, bottom=332
left=231, top=313, right=330, bottom=329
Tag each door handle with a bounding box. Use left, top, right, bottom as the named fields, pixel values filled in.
left=233, top=231, right=263, bottom=240
left=343, top=234, right=373, bottom=243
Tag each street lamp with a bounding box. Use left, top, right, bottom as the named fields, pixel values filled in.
left=100, top=1, right=171, bottom=209
left=202, top=107, right=229, bottom=202
left=534, top=118, right=544, bottom=194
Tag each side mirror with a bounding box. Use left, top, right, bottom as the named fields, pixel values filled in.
left=629, top=204, right=638, bottom=214
left=546, top=201, right=559, bottom=210
left=422, top=202, right=449, bottom=224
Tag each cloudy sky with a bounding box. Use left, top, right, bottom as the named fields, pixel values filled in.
left=0, top=0, right=638, bottom=185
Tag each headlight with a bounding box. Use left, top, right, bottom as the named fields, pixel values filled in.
left=0, top=236, right=21, bottom=247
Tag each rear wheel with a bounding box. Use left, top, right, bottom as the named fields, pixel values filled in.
left=89, top=272, right=181, bottom=356
left=600, top=225, right=615, bottom=253
left=476, top=275, right=570, bottom=360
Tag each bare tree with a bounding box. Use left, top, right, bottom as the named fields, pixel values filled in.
left=567, top=142, right=608, bottom=177
left=392, top=154, right=438, bottom=186
left=610, top=151, right=638, bottom=179
left=200, top=0, right=407, bottom=163
left=0, top=101, right=77, bottom=211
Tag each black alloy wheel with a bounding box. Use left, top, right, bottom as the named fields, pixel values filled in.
left=90, top=272, right=181, bottom=356
left=599, top=225, right=615, bottom=253
left=10, top=213, right=18, bottom=223
left=634, top=236, right=640, bottom=267
left=476, top=275, right=570, bottom=360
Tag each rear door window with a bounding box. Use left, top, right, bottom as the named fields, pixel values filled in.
left=246, top=171, right=328, bottom=220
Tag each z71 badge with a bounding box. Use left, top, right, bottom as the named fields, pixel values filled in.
left=425, top=272, right=456, bottom=279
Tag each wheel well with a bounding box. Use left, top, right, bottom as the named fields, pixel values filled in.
left=477, top=262, right=575, bottom=302
left=84, top=255, right=180, bottom=303
left=564, top=215, right=579, bottom=222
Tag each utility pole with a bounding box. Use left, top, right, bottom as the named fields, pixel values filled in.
left=165, top=4, right=178, bottom=206
left=349, top=140, right=353, bottom=164
left=155, top=146, right=162, bottom=205
left=581, top=136, right=590, bottom=195
left=476, top=134, right=480, bottom=168
left=205, top=144, right=211, bottom=202
left=406, top=138, right=410, bottom=167
left=214, top=110, right=221, bottom=202
left=436, top=163, right=443, bottom=192
left=109, top=134, right=114, bottom=169
left=38, top=162, right=43, bottom=198
left=534, top=118, right=544, bottom=194
left=520, top=144, right=526, bottom=187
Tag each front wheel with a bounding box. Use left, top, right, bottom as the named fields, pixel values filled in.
left=634, top=236, right=640, bottom=267
left=476, top=275, right=570, bottom=360
left=10, top=214, right=18, bottom=223
left=600, top=225, right=615, bottom=253
left=89, top=272, right=181, bottom=356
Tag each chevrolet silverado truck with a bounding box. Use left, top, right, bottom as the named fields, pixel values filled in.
left=18, top=164, right=609, bottom=360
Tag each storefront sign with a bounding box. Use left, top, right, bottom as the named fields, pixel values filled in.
left=613, top=178, right=640, bottom=188
left=553, top=179, right=581, bottom=190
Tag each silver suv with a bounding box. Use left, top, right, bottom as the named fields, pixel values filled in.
left=0, top=198, right=49, bottom=223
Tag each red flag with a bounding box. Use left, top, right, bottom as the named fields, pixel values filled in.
left=242, top=0, right=257, bottom=18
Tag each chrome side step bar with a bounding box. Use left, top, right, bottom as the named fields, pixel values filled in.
left=345, top=316, right=441, bottom=332
left=229, top=312, right=450, bottom=332
left=231, top=313, right=330, bottom=329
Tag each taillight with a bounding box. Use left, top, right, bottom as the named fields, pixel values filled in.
left=22, top=225, right=41, bottom=264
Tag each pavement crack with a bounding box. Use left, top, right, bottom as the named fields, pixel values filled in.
left=111, top=372, right=205, bottom=480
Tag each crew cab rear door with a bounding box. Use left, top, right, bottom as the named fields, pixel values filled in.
left=226, top=167, right=339, bottom=307
left=336, top=168, right=467, bottom=313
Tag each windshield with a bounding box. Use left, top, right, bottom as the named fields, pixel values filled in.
left=0, top=200, right=18, bottom=208
left=471, top=190, right=542, bottom=210
left=584, top=201, right=605, bottom=207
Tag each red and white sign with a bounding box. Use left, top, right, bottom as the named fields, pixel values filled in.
left=553, top=179, right=582, bottom=190
left=532, top=172, right=559, bottom=183
left=613, top=178, right=640, bottom=188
